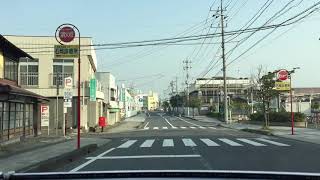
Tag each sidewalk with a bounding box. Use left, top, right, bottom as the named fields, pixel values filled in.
left=189, top=115, right=320, bottom=145
left=0, top=135, right=110, bottom=173
left=90, top=113, right=147, bottom=134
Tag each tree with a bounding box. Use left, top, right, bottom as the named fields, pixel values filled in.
left=189, top=97, right=202, bottom=118
left=169, top=95, right=183, bottom=114
left=162, top=101, right=170, bottom=112
left=258, top=72, right=279, bottom=128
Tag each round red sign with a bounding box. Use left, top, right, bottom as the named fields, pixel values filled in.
left=277, top=69, right=288, bottom=81
left=59, top=26, right=75, bottom=43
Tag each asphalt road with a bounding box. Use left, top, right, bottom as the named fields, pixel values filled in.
left=55, top=112, right=320, bottom=173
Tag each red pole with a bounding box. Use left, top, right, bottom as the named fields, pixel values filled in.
left=290, top=75, right=294, bottom=135
left=77, top=34, right=81, bottom=149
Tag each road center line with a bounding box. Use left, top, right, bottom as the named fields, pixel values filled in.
left=86, top=154, right=201, bottom=159
left=176, top=117, right=203, bottom=128
left=162, top=116, right=175, bottom=128
left=70, top=148, right=115, bottom=172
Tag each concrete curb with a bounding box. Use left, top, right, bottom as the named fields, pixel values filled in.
left=17, top=144, right=98, bottom=173
left=241, top=128, right=274, bottom=136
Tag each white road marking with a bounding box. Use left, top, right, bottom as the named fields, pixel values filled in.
left=182, top=138, right=197, bottom=146
left=219, top=138, right=243, bottom=146
left=176, top=116, right=203, bottom=127
left=140, top=139, right=155, bottom=147
left=86, top=154, right=201, bottom=159
left=209, top=127, right=216, bottom=129
left=162, top=127, right=168, bottom=129
left=144, top=127, right=150, bottom=130
left=200, top=138, right=220, bottom=146
left=180, top=126, right=187, bottom=129
left=237, top=138, right=266, bottom=146
left=162, top=116, right=175, bottom=128
left=153, top=127, right=159, bottom=130
left=190, top=126, right=196, bottom=129
left=163, top=139, right=174, bottom=147
left=118, top=140, right=137, bottom=148
left=199, top=126, right=206, bottom=129
left=70, top=148, right=115, bottom=172
left=256, top=138, right=290, bottom=146
left=143, top=122, right=149, bottom=129
left=172, top=127, right=178, bottom=129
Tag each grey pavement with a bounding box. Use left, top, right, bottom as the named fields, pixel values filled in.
left=189, top=115, right=320, bottom=145
left=53, top=113, right=320, bottom=173
left=0, top=137, right=110, bottom=173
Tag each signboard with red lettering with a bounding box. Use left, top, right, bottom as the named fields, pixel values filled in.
left=41, top=105, right=49, bottom=127
left=277, top=69, right=288, bottom=81
left=59, top=26, right=75, bottom=43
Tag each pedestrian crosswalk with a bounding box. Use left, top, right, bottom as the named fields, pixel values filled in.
left=143, top=126, right=217, bottom=130
left=117, top=138, right=290, bottom=149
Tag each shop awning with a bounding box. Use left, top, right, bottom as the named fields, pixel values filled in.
left=0, top=81, right=48, bottom=102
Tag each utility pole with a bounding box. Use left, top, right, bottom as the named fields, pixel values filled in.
left=219, top=0, right=228, bottom=123
left=183, top=59, right=192, bottom=116
left=175, top=76, right=179, bottom=115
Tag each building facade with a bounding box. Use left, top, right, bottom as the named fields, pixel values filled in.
left=189, top=77, right=251, bottom=105
left=96, top=72, right=120, bottom=126
left=5, top=35, right=104, bottom=133
left=0, top=35, right=46, bottom=144
left=147, top=91, right=159, bottom=111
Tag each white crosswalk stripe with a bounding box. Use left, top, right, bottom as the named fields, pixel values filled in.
left=118, top=138, right=290, bottom=149
left=153, top=127, right=159, bottom=130
left=190, top=126, right=196, bottom=129
left=118, top=140, right=137, bottom=148
left=180, top=126, right=187, bottom=129
left=144, top=127, right=149, bottom=130
left=182, top=138, right=197, bottom=146
left=256, top=138, right=290, bottom=146
left=208, top=127, right=216, bottom=129
left=162, top=127, right=168, bottom=129
left=199, top=126, right=206, bottom=129
left=237, top=138, right=266, bottom=146
left=163, top=139, right=174, bottom=147
left=140, top=140, right=155, bottom=147
left=218, top=138, right=243, bottom=146
left=200, top=138, right=220, bottom=146
left=172, top=127, right=178, bottom=129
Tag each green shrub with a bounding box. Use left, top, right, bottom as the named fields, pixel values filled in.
left=249, top=112, right=306, bottom=122
left=207, top=112, right=221, bottom=118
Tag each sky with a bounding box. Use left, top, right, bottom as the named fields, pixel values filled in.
left=1, top=0, right=320, bottom=99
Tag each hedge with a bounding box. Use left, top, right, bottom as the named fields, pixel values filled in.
left=249, top=112, right=306, bottom=122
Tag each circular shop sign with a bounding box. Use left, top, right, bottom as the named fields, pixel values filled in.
left=58, top=26, right=75, bottom=43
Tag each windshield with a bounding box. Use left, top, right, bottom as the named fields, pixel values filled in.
left=1, top=0, right=320, bottom=177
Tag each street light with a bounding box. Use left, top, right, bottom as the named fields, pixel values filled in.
left=288, top=67, right=300, bottom=135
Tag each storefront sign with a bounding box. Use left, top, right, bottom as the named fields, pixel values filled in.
left=41, top=105, right=49, bottom=127
left=90, top=78, right=96, bottom=101
left=54, top=45, right=79, bottom=58
left=277, top=69, right=288, bottom=81
left=275, top=81, right=290, bottom=91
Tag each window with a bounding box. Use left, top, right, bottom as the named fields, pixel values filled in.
left=20, top=58, right=39, bottom=86
left=4, top=56, right=18, bottom=81
left=53, top=59, right=74, bottom=86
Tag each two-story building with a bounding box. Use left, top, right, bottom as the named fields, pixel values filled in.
left=5, top=35, right=104, bottom=133
left=96, top=72, right=120, bottom=126
left=0, top=35, right=47, bottom=144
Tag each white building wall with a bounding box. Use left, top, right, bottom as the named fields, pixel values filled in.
left=5, top=35, right=103, bottom=131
